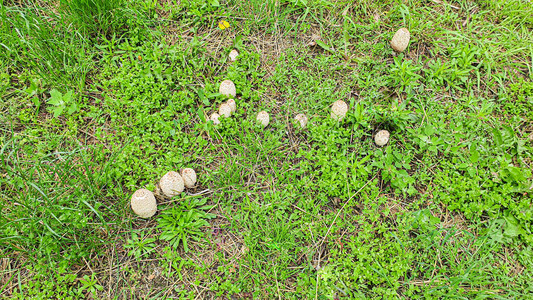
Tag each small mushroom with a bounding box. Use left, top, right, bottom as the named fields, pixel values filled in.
left=226, top=99, right=236, bottom=113
left=331, top=100, right=348, bottom=121
left=219, top=80, right=236, bottom=97
left=256, top=111, right=270, bottom=127
left=159, top=171, right=184, bottom=198
left=131, top=189, right=157, bottom=218
left=181, top=168, right=197, bottom=188
left=229, top=49, right=239, bottom=62
left=210, top=112, right=221, bottom=125
left=294, top=113, right=308, bottom=129
left=307, top=34, right=321, bottom=47
left=390, top=28, right=410, bottom=52
left=219, top=103, right=232, bottom=118
left=374, top=130, right=390, bottom=146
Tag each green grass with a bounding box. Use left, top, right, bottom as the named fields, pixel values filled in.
left=1, top=0, right=533, bottom=298
left=0, top=4, right=93, bottom=89
left=58, top=0, right=128, bottom=35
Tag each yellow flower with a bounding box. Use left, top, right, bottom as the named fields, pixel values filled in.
left=218, top=20, right=230, bottom=30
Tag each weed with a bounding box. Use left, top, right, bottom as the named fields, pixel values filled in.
left=124, top=231, right=157, bottom=260
left=46, top=89, right=78, bottom=118
left=158, top=198, right=216, bottom=252
left=388, top=54, right=422, bottom=94
left=78, top=274, right=103, bottom=298
left=10, top=264, right=80, bottom=299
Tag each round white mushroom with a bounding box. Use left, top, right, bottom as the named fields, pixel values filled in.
left=294, top=113, right=308, bottom=129
left=159, top=171, right=184, bottom=198
left=219, top=103, right=232, bottom=118
left=219, top=80, right=236, bottom=98
left=229, top=49, right=239, bottom=62
left=181, top=168, right=197, bottom=189
left=226, top=99, right=236, bottom=113
left=331, top=100, right=348, bottom=121
left=210, top=112, right=221, bottom=125
left=390, top=28, right=410, bottom=52
left=374, top=130, right=390, bottom=146
left=130, top=189, right=157, bottom=218
left=256, top=111, right=270, bottom=127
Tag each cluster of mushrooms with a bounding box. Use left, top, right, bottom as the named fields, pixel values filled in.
left=331, top=99, right=390, bottom=146
left=130, top=168, right=197, bottom=218
left=210, top=79, right=280, bottom=129
left=130, top=28, right=409, bottom=218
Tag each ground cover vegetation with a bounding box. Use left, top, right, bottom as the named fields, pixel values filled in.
left=1, top=0, right=533, bottom=298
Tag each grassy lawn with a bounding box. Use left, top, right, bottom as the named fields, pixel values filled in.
left=1, top=0, right=533, bottom=298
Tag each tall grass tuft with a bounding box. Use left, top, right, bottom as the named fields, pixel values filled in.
left=58, top=0, right=129, bottom=36
left=0, top=4, right=94, bottom=89
left=0, top=137, right=117, bottom=266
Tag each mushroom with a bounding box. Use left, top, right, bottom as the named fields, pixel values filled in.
left=130, top=189, right=157, bottom=218
left=374, top=130, right=390, bottom=146
left=294, top=113, right=308, bottom=129
left=390, top=28, right=410, bottom=52
left=210, top=112, right=221, bottom=125
left=219, top=103, right=232, bottom=118
left=226, top=99, right=236, bottom=113
left=181, top=168, right=197, bottom=188
left=159, top=171, right=184, bottom=198
left=331, top=100, right=348, bottom=121
left=229, top=49, right=239, bottom=62
left=307, top=33, right=321, bottom=47
left=219, top=80, right=236, bottom=97
left=256, top=111, right=270, bottom=127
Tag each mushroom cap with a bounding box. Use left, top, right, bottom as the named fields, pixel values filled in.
left=229, top=49, right=239, bottom=62
left=181, top=168, right=197, bottom=188
left=219, top=103, right=232, bottom=118
left=131, top=189, right=157, bottom=218
left=374, top=130, right=390, bottom=146
left=226, top=99, right=236, bottom=113
left=159, top=171, right=184, bottom=198
left=256, top=111, right=270, bottom=127
left=294, top=113, right=308, bottom=129
left=210, top=112, right=221, bottom=125
left=219, top=80, right=236, bottom=97
left=391, top=28, right=410, bottom=52
left=331, top=100, right=348, bottom=121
